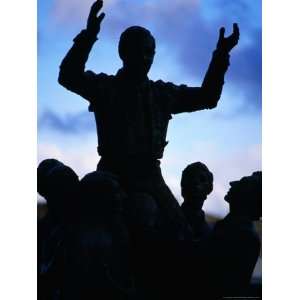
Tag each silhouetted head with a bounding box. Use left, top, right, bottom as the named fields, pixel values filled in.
left=37, top=159, right=79, bottom=220
left=225, top=171, right=262, bottom=220
left=79, top=171, right=125, bottom=222
left=118, top=26, right=155, bottom=78
left=181, top=162, right=213, bottom=204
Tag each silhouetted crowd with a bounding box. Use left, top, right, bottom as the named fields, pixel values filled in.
left=38, top=159, right=261, bottom=300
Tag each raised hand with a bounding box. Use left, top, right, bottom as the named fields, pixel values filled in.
left=86, top=0, right=105, bottom=35
left=216, top=23, right=240, bottom=53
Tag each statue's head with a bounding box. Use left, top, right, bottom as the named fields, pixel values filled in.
left=225, top=171, right=262, bottom=220
left=37, top=159, right=79, bottom=219
left=181, top=162, right=213, bottom=203
left=118, top=26, right=155, bottom=77
left=79, top=171, right=125, bottom=222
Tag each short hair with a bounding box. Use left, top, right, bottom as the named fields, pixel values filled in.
left=80, top=171, right=119, bottom=195
left=225, top=171, right=262, bottom=219
left=181, top=162, right=213, bottom=186
left=118, top=26, right=155, bottom=59
left=37, top=159, right=78, bottom=198
left=79, top=171, right=123, bottom=216
left=225, top=171, right=262, bottom=204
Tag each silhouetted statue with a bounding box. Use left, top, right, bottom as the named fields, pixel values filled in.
left=37, top=159, right=79, bottom=300
left=125, top=192, right=192, bottom=300
left=37, top=159, right=261, bottom=300
left=181, top=161, right=214, bottom=240
left=124, top=193, right=161, bottom=299
left=58, top=0, right=239, bottom=240
left=224, top=171, right=262, bottom=221
left=205, top=171, right=262, bottom=299
left=126, top=193, right=160, bottom=241
left=63, top=171, right=135, bottom=300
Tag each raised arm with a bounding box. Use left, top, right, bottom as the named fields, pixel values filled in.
left=58, top=0, right=105, bottom=100
left=168, top=24, right=240, bottom=114
left=201, top=23, right=240, bottom=108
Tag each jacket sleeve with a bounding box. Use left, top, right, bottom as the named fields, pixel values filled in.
left=58, top=30, right=103, bottom=102
left=165, top=49, right=230, bottom=114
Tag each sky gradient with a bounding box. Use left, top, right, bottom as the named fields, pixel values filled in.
left=38, top=0, right=261, bottom=217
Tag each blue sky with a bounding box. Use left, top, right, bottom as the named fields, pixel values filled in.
left=38, top=0, right=261, bottom=216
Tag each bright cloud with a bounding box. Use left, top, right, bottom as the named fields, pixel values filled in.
left=163, top=143, right=261, bottom=217
left=38, top=142, right=99, bottom=178
left=48, top=0, right=261, bottom=109
left=38, top=140, right=261, bottom=217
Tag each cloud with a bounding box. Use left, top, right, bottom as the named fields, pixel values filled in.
left=162, top=142, right=261, bottom=217
left=48, top=0, right=261, bottom=111
left=38, top=1, right=261, bottom=217
left=50, top=0, right=119, bottom=30
left=147, top=1, right=261, bottom=109
left=38, top=142, right=99, bottom=178
left=37, top=138, right=261, bottom=218
left=38, top=109, right=95, bottom=134
left=205, top=144, right=261, bottom=216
